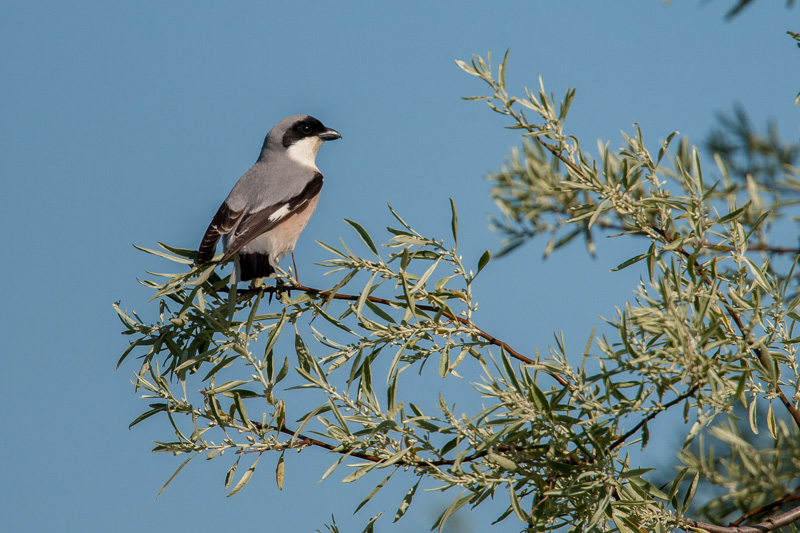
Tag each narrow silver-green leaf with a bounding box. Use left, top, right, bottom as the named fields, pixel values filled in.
left=158, top=452, right=199, bottom=498
left=227, top=454, right=261, bottom=497
left=344, top=218, right=379, bottom=256
left=394, top=479, right=421, bottom=522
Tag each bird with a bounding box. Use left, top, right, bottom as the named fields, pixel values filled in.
left=196, top=114, right=341, bottom=283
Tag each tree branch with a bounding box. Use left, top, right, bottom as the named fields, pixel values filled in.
left=245, top=419, right=539, bottom=468
left=731, top=492, right=800, bottom=526
left=683, top=501, right=800, bottom=533
left=225, top=282, right=577, bottom=393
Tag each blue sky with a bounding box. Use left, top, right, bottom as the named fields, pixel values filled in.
left=2, top=1, right=798, bottom=531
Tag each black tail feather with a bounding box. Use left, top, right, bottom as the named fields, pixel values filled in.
left=237, top=253, right=275, bottom=282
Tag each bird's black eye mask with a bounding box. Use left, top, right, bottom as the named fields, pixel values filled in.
left=282, top=117, right=326, bottom=147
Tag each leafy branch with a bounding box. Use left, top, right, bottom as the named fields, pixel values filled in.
left=117, top=51, right=800, bottom=532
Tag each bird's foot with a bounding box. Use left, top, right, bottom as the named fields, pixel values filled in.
left=273, top=280, right=293, bottom=302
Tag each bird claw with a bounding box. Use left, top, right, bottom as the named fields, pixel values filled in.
left=269, top=281, right=293, bottom=304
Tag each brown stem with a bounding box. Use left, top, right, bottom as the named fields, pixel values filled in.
left=683, top=501, right=800, bottom=533
left=731, top=492, right=800, bottom=526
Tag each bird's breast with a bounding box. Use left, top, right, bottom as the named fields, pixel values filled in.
left=260, top=195, right=320, bottom=261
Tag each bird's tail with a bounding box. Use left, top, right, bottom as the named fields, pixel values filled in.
left=234, top=253, right=276, bottom=283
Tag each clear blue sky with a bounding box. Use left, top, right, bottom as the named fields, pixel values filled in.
left=2, top=1, right=797, bottom=531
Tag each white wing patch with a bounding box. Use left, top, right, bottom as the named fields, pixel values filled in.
left=268, top=204, right=292, bottom=222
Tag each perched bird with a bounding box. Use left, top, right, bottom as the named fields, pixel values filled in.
left=196, top=115, right=341, bottom=283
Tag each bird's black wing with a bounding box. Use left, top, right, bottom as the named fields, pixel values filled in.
left=220, top=173, right=323, bottom=262
left=197, top=202, right=244, bottom=264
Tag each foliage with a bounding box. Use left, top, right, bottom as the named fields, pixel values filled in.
left=117, top=47, right=800, bottom=533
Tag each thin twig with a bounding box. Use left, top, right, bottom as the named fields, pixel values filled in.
left=608, top=384, right=700, bottom=452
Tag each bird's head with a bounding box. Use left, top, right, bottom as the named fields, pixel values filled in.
left=261, top=114, right=341, bottom=167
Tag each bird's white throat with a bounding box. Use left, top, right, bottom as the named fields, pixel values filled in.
left=286, top=136, right=323, bottom=169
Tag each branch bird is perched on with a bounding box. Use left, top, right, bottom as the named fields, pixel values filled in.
left=196, top=115, right=341, bottom=283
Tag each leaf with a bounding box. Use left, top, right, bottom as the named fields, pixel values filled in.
left=275, top=453, right=285, bottom=490
left=227, top=454, right=261, bottom=497
left=344, top=219, right=379, bottom=256
left=656, top=131, right=679, bottom=166
left=449, top=198, right=458, bottom=246
left=748, top=398, right=759, bottom=435
left=508, top=486, right=526, bottom=522
left=225, top=457, right=240, bottom=489
left=158, top=242, right=198, bottom=259
left=365, top=299, right=397, bottom=324
left=717, top=201, right=751, bottom=224
left=743, top=256, right=772, bottom=294
left=342, top=462, right=378, bottom=483
left=433, top=490, right=471, bottom=532
left=669, top=467, right=689, bottom=504
left=355, top=471, right=394, bottom=514
left=476, top=250, right=491, bottom=276
left=387, top=371, right=398, bottom=413
left=587, top=490, right=612, bottom=529
left=409, top=259, right=440, bottom=295
left=454, top=59, right=480, bottom=76
left=583, top=325, right=596, bottom=356
left=129, top=403, right=168, bottom=429
left=321, top=455, right=347, bottom=482
left=499, top=349, right=522, bottom=393
left=439, top=348, right=449, bottom=378
left=361, top=512, right=383, bottom=533
left=233, top=392, right=255, bottom=431
left=399, top=271, right=416, bottom=320
left=387, top=203, right=414, bottom=233
left=612, top=252, right=649, bottom=272
left=380, top=447, right=412, bottom=468
left=133, top=243, right=194, bottom=265
left=488, top=452, right=518, bottom=472
left=394, top=479, right=421, bottom=522
left=295, top=331, right=313, bottom=371
left=157, top=452, right=199, bottom=498
left=201, top=354, right=238, bottom=382
left=274, top=356, right=290, bottom=384
left=682, top=472, right=700, bottom=513
left=316, top=240, right=349, bottom=258
left=209, top=380, right=250, bottom=394
left=767, top=401, right=777, bottom=440
left=263, top=309, right=288, bottom=366
left=527, top=382, right=548, bottom=413
left=498, top=49, right=509, bottom=89
left=355, top=273, right=378, bottom=319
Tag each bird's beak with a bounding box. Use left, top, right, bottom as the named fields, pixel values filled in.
left=319, top=128, right=341, bottom=141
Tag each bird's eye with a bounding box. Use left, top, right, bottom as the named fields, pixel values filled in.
left=300, top=124, right=313, bottom=134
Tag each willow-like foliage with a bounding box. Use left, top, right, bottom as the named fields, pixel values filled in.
left=117, top=51, right=800, bottom=532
